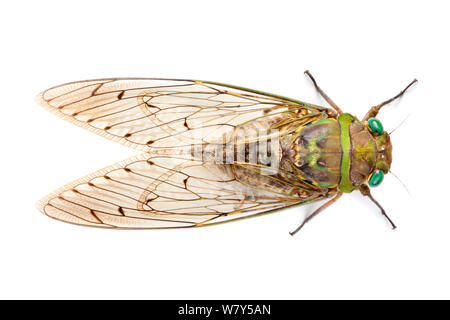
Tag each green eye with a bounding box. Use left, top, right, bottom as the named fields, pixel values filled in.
left=369, top=170, right=384, bottom=187
left=368, top=118, right=384, bottom=135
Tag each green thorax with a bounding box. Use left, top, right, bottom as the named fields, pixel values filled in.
left=290, top=113, right=388, bottom=193
left=338, top=113, right=377, bottom=193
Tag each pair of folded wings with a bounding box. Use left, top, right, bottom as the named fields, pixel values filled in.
left=36, top=78, right=328, bottom=229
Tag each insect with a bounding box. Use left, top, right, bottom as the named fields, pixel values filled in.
left=35, top=71, right=417, bottom=234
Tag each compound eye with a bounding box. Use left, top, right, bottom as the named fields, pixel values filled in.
left=368, top=118, right=384, bottom=135
left=369, top=170, right=384, bottom=187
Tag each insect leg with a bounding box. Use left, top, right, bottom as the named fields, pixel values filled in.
left=359, top=184, right=396, bottom=229
left=362, top=79, right=418, bottom=121
left=289, top=191, right=343, bottom=236
left=137, top=162, right=190, bottom=212
left=304, top=70, right=343, bottom=115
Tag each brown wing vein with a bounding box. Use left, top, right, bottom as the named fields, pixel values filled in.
left=36, top=79, right=331, bottom=229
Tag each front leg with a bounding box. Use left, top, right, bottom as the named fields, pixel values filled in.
left=362, top=79, right=417, bottom=121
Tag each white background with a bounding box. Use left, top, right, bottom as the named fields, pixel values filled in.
left=1, top=0, right=449, bottom=299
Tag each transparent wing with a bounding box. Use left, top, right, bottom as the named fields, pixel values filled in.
left=36, top=153, right=326, bottom=229
left=36, top=78, right=326, bottom=151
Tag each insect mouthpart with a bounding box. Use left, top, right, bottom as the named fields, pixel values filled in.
left=375, top=131, right=393, bottom=174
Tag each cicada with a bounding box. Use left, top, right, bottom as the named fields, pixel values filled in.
left=35, top=71, right=416, bottom=234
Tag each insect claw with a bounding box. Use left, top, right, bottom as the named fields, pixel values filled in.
left=359, top=185, right=397, bottom=229
left=289, top=191, right=343, bottom=237
left=289, top=222, right=306, bottom=236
